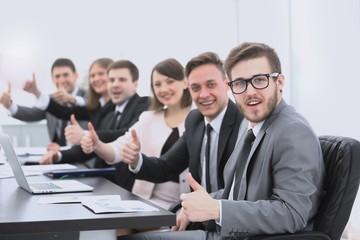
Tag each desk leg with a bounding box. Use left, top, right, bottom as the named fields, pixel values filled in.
left=79, top=229, right=116, bottom=240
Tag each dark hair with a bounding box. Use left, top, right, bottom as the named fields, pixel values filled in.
left=150, top=58, right=192, bottom=111
left=51, top=58, right=76, bottom=74
left=185, top=52, right=225, bottom=78
left=87, top=58, right=113, bottom=110
left=224, top=42, right=282, bottom=81
left=107, top=60, right=139, bottom=82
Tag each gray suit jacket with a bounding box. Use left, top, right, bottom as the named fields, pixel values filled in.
left=213, top=100, right=324, bottom=238
left=12, top=88, right=87, bottom=146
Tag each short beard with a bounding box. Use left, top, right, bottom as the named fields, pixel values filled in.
left=237, top=89, right=278, bottom=124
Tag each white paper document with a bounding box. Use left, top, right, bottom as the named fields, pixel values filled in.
left=82, top=199, right=159, bottom=213
left=38, top=195, right=121, bottom=204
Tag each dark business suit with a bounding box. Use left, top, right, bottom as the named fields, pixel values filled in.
left=134, top=100, right=243, bottom=191
left=12, top=88, right=87, bottom=146
left=45, top=98, right=115, bottom=130
left=59, top=94, right=149, bottom=191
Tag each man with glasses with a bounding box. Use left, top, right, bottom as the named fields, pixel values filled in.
left=119, top=42, right=324, bottom=240
left=0, top=58, right=87, bottom=147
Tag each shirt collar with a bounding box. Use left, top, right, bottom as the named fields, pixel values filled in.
left=204, top=106, right=228, bottom=135
left=248, top=120, right=265, bottom=137
left=71, top=87, right=79, bottom=95
left=99, top=97, right=106, bottom=107
left=115, top=99, right=129, bottom=114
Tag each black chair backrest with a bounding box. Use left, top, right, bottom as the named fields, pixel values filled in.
left=315, top=136, right=360, bottom=240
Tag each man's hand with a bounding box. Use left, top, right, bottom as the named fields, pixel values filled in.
left=65, top=114, right=84, bottom=145
left=80, top=122, right=99, bottom=154
left=121, top=129, right=141, bottom=169
left=39, top=149, right=58, bottom=165
left=52, top=87, right=76, bottom=105
left=0, top=82, right=13, bottom=108
left=171, top=208, right=191, bottom=231
left=23, top=73, right=41, bottom=98
left=47, top=142, right=60, bottom=152
left=180, top=173, right=220, bottom=222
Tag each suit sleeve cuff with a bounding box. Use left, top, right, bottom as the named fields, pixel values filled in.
left=74, top=96, right=86, bottom=106
left=7, top=102, right=18, bottom=115
left=35, top=93, right=50, bottom=110
left=128, top=154, right=143, bottom=173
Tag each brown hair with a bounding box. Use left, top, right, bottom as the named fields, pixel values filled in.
left=150, top=58, right=192, bottom=111
left=87, top=58, right=113, bottom=110
left=107, top=60, right=139, bottom=82
left=185, top=52, right=226, bottom=79
left=224, top=42, right=282, bottom=81
left=51, top=58, right=76, bottom=74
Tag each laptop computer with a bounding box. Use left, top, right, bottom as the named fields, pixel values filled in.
left=0, top=133, right=94, bottom=194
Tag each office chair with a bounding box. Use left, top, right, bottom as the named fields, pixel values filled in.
left=249, top=135, right=360, bottom=240
left=169, top=136, right=360, bottom=240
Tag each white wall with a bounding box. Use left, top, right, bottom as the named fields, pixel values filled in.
left=0, top=0, right=239, bottom=124
left=291, top=0, right=360, bottom=141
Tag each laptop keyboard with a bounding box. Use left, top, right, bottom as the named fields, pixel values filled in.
left=30, top=182, right=62, bottom=190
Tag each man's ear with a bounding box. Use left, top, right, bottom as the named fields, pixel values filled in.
left=277, top=74, right=285, bottom=91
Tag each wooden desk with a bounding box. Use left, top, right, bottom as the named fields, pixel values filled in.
left=0, top=175, right=175, bottom=240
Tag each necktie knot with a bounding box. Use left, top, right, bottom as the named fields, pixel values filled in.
left=244, top=129, right=255, bottom=144
left=112, top=111, right=122, bottom=129
left=115, top=111, right=121, bottom=119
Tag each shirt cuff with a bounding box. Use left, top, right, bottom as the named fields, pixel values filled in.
left=7, top=102, right=18, bottom=115
left=55, top=151, right=62, bottom=163
left=128, top=154, right=143, bottom=173
left=74, top=96, right=86, bottom=106
left=216, top=200, right=222, bottom=226
left=36, top=93, right=50, bottom=110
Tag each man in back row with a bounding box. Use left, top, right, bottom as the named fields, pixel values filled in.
left=0, top=58, right=87, bottom=147
left=119, top=42, right=324, bottom=239
left=40, top=60, right=149, bottom=191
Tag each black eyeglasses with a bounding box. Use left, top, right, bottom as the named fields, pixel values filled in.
left=228, top=72, right=280, bottom=94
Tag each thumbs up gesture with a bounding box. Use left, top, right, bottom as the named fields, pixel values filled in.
left=64, top=114, right=84, bottom=145
left=179, top=173, right=220, bottom=222
left=0, top=82, right=13, bottom=108
left=52, top=86, right=76, bottom=105
left=80, top=122, right=99, bottom=154
left=121, top=129, right=141, bottom=169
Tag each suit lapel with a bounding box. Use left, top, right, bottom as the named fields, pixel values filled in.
left=190, top=121, right=206, bottom=184
left=217, top=101, right=237, bottom=167
left=221, top=120, right=248, bottom=199
left=116, top=94, right=139, bottom=129
left=237, top=100, right=287, bottom=200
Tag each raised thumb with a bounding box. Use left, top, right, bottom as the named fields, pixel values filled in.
left=88, top=122, right=97, bottom=141
left=70, top=114, right=79, bottom=126
left=130, top=129, right=140, bottom=145
left=187, top=173, right=203, bottom=192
